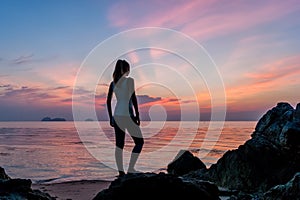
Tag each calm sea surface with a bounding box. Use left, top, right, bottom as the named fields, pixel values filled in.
left=0, top=121, right=256, bottom=183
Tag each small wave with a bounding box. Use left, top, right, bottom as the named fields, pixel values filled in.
left=34, top=177, right=61, bottom=184
left=67, top=141, right=95, bottom=145
left=34, top=177, right=113, bottom=185
left=34, top=174, right=77, bottom=184
left=5, top=147, right=16, bottom=151
left=152, top=167, right=167, bottom=173
left=67, top=141, right=84, bottom=145
left=189, top=148, right=225, bottom=154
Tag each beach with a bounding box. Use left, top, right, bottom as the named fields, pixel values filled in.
left=32, top=177, right=231, bottom=200
left=32, top=180, right=111, bottom=200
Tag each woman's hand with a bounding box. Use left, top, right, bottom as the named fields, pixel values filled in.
left=110, top=117, right=115, bottom=127
left=135, top=115, right=140, bottom=126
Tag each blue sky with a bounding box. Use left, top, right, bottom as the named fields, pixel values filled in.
left=0, top=1, right=112, bottom=62
left=0, top=0, right=300, bottom=121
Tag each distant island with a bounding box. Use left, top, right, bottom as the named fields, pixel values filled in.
left=41, top=117, right=66, bottom=121
left=85, top=118, right=94, bottom=121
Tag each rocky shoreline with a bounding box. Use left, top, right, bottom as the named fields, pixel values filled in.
left=180, top=102, right=300, bottom=199
left=0, top=167, right=54, bottom=199
left=1, top=102, right=299, bottom=199
left=94, top=102, right=300, bottom=200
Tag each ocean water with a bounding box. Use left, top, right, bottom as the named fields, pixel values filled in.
left=0, top=121, right=256, bottom=184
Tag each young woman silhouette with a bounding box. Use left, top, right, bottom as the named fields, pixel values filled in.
left=106, top=59, right=144, bottom=177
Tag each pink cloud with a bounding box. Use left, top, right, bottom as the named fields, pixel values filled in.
left=0, top=84, right=73, bottom=106
left=245, top=55, right=300, bottom=84
left=0, top=81, right=104, bottom=108
left=182, top=0, right=300, bottom=40
left=149, top=48, right=167, bottom=59
left=107, top=1, right=218, bottom=29
left=107, top=0, right=300, bottom=40
left=34, top=62, right=79, bottom=87
left=220, top=33, right=281, bottom=74
left=107, top=2, right=130, bottom=27
left=126, top=51, right=140, bottom=64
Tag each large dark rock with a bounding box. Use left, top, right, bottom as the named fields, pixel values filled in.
left=261, top=172, right=300, bottom=200
left=229, top=172, right=300, bottom=200
left=0, top=167, right=10, bottom=180
left=254, top=102, right=293, bottom=134
left=184, top=102, right=300, bottom=193
left=0, top=166, right=54, bottom=200
left=167, top=150, right=206, bottom=176
left=93, top=172, right=220, bottom=200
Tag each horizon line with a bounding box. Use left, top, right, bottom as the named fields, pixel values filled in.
left=0, top=120, right=259, bottom=122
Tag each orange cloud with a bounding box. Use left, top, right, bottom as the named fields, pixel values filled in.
left=225, top=55, right=300, bottom=111
left=245, top=56, right=300, bottom=81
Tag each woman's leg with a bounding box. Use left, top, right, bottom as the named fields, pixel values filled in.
left=114, top=121, right=126, bottom=175
left=126, top=118, right=144, bottom=172
left=128, top=136, right=144, bottom=173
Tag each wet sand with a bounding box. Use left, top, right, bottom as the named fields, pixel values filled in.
left=32, top=180, right=111, bottom=200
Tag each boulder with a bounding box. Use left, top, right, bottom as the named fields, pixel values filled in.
left=252, top=102, right=294, bottom=145
left=279, top=121, right=300, bottom=148
left=262, top=172, right=300, bottom=200
left=229, top=172, right=300, bottom=200
left=294, top=103, right=300, bottom=122
left=93, top=172, right=220, bottom=200
left=167, top=150, right=206, bottom=176
left=0, top=166, right=54, bottom=200
left=184, top=102, right=300, bottom=192
left=0, top=167, right=10, bottom=180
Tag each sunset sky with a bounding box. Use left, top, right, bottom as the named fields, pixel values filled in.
left=0, top=0, right=300, bottom=121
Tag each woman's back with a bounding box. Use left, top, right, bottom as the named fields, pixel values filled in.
left=113, top=77, right=134, bottom=117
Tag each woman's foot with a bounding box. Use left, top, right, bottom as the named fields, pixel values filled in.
left=127, top=168, right=143, bottom=174
left=116, top=171, right=125, bottom=178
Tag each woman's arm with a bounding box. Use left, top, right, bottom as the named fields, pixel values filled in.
left=131, top=91, right=139, bottom=117
left=129, top=78, right=140, bottom=125
left=106, top=82, right=114, bottom=127
left=131, top=92, right=140, bottom=126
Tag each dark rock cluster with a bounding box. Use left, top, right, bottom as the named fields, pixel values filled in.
left=93, top=172, right=220, bottom=200
left=184, top=102, right=300, bottom=198
left=0, top=167, right=54, bottom=200
left=94, top=102, right=300, bottom=199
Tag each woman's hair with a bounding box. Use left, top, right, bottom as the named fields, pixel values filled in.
left=113, top=59, right=130, bottom=83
